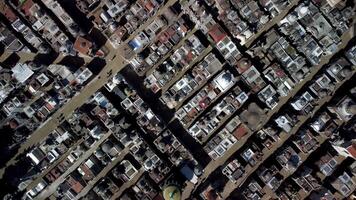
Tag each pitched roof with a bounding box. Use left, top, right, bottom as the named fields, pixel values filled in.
left=208, top=24, right=227, bottom=43
left=74, top=36, right=93, bottom=55
left=346, top=143, right=356, bottom=159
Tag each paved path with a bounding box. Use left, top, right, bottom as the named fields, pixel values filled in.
left=24, top=138, right=84, bottom=191
left=244, top=0, right=301, bottom=47
left=0, top=51, right=92, bottom=64
left=74, top=147, right=130, bottom=200
left=0, top=52, right=127, bottom=177
left=184, top=17, right=355, bottom=200
left=35, top=131, right=113, bottom=199
left=219, top=30, right=355, bottom=198
left=0, top=0, right=179, bottom=178
left=110, top=168, right=145, bottom=200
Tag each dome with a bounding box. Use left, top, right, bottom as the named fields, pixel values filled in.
left=296, top=71, right=304, bottom=80
left=330, top=65, right=340, bottom=74
left=95, top=149, right=105, bottom=158
left=158, top=141, right=166, bottom=150
left=298, top=6, right=308, bottom=18
left=319, top=89, right=328, bottom=97
left=124, top=87, right=133, bottom=96
left=289, top=154, right=300, bottom=166
left=102, top=142, right=113, bottom=153
left=194, top=166, right=203, bottom=176
left=345, top=102, right=356, bottom=115
left=246, top=111, right=260, bottom=126
left=144, top=159, right=153, bottom=170
left=109, top=22, right=118, bottom=31
left=163, top=185, right=181, bottom=200
left=0, top=72, right=11, bottom=81
left=222, top=72, right=233, bottom=82
left=237, top=58, right=251, bottom=71
left=308, top=26, right=319, bottom=37
left=287, top=14, right=297, bottom=23
left=215, top=72, right=233, bottom=91
left=341, top=68, right=351, bottom=78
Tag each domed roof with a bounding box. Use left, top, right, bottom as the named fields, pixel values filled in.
left=330, top=65, right=340, bottom=74
left=298, top=6, right=309, bottom=17
left=95, top=149, right=105, bottom=158
left=109, top=22, right=118, bottom=31
left=222, top=72, right=232, bottom=82
left=308, top=26, right=319, bottom=36
left=346, top=102, right=356, bottom=115
left=296, top=71, right=304, bottom=80
left=163, top=185, right=181, bottom=200
left=158, top=141, right=166, bottom=149
left=246, top=111, right=260, bottom=126
left=102, top=142, right=113, bottom=153
left=319, top=89, right=328, bottom=97
left=215, top=72, right=233, bottom=91
left=237, top=58, right=251, bottom=71
left=0, top=72, right=11, bottom=81
left=287, top=14, right=297, bottom=23
left=194, top=165, right=203, bottom=176
left=341, top=68, right=351, bottom=78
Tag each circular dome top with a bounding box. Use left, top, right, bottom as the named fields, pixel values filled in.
left=330, top=65, right=340, bottom=74
left=102, top=142, right=113, bottom=153
left=296, top=71, right=304, bottom=80
left=216, top=72, right=233, bottom=90
left=0, top=72, right=11, bottom=81
left=237, top=58, right=251, bottom=71
left=222, top=72, right=233, bottom=82
left=194, top=166, right=203, bottom=176
left=163, top=185, right=181, bottom=200
left=110, top=22, right=118, bottom=29
left=287, top=14, right=297, bottom=23
left=246, top=111, right=260, bottom=126
left=346, top=103, right=356, bottom=115
left=341, top=68, right=351, bottom=78
left=309, top=26, right=318, bottom=36
left=158, top=141, right=166, bottom=150
left=95, top=149, right=105, bottom=158
left=124, top=87, right=133, bottom=96
left=298, top=6, right=309, bottom=17
left=319, top=89, right=328, bottom=97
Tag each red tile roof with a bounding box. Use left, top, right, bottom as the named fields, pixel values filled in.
left=66, top=176, right=84, bottom=194
left=157, top=32, right=169, bottom=43
left=233, top=124, right=248, bottom=140
left=144, top=1, right=154, bottom=12
left=347, top=144, right=356, bottom=159
left=45, top=103, right=54, bottom=111
left=179, top=24, right=188, bottom=34
left=74, top=36, right=93, bottom=55
left=9, top=119, right=19, bottom=129
left=4, top=7, right=18, bottom=22
left=21, top=0, right=34, bottom=17
left=208, top=24, right=227, bottom=43
left=51, top=168, right=61, bottom=179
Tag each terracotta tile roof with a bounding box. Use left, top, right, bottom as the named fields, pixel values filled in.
left=208, top=24, right=227, bottom=43
left=21, top=0, right=34, bottom=17
left=4, top=7, right=18, bottom=22
left=347, top=144, right=356, bottom=159
left=233, top=124, right=248, bottom=140
left=66, top=176, right=84, bottom=194
left=144, top=1, right=154, bottom=12
left=74, top=36, right=93, bottom=55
